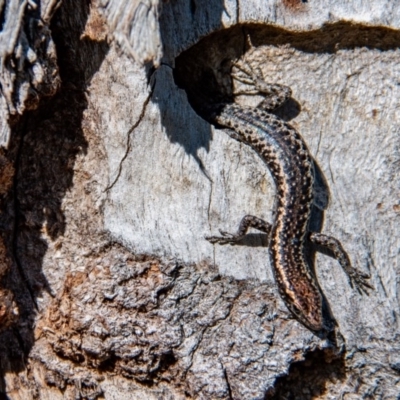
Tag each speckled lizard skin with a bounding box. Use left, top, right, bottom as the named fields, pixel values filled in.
left=201, top=61, right=372, bottom=332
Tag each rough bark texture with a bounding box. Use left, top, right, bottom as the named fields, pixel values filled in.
left=0, top=0, right=399, bottom=399
left=0, top=0, right=61, bottom=147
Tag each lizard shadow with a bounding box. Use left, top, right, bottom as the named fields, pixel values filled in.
left=150, top=65, right=213, bottom=179
left=155, top=0, right=228, bottom=177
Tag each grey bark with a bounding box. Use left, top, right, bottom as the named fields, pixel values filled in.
left=0, top=0, right=399, bottom=399
left=0, top=0, right=60, bottom=147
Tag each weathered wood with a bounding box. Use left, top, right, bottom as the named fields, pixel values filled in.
left=98, top=0, right=162, bottom=66
left=1, top=0, right=399, bottom=398
left=0, top=0, right=60, bottom=147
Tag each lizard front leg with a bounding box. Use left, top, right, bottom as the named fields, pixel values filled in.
left=206, top=215, right=271, bottom=245
left=232, top=60, right=292, bottom=111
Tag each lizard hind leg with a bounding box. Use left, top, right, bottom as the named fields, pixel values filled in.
left=309, top=232, right=373, bottom=294
left=206, top=215, right=271, bottom=245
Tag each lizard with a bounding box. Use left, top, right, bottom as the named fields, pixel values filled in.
left=186, top=59, right=372, bottom=332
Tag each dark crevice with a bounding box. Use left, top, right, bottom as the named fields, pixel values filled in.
left=53, top=348, right=86, bottom=364
left=190, top=0, right=196, bottom=16
left=97, top=353, right=119, bottom=372
left=11, top=129, right=38, bottom=310
left=0, top=0, right=7, bottom=32
left=157, top=351, right=177, bottom=375
left=266, top=348, right=346, bottom=399
left=222, top=365, right=233, bottom=400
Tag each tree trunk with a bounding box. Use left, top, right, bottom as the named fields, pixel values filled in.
left=0, top=0, right=399, bottom=398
